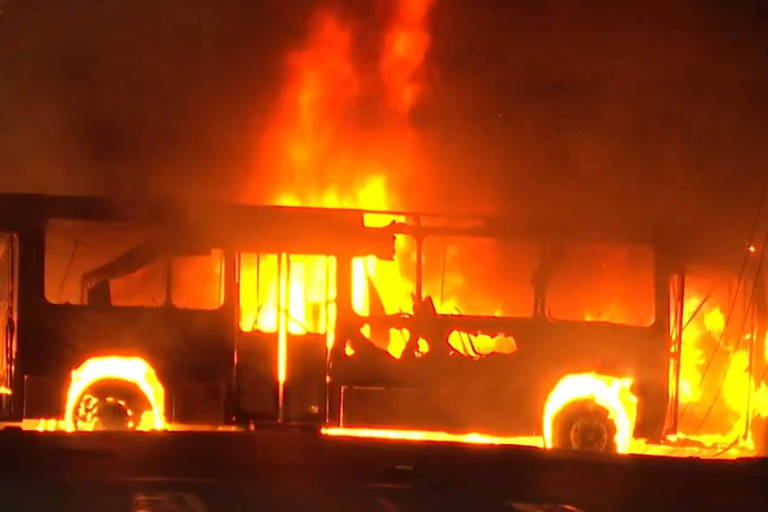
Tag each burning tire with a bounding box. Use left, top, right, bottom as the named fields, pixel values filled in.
left=65, top=356, right=166, bottom=432
left=551, top=399, right=617, bottom=453
left=91, top=397, right=132, bottom=431
left=71, top=380, right=152, bottom=431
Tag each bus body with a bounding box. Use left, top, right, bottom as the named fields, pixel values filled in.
left=0, top=193, right=757, bottom=450
left=0, top=194, right=390, bottom=426
left=329, top=217, right=673, bottom=445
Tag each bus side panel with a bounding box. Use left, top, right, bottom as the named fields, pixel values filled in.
left=333, top=320, right=669, bottom=439
left=21, top=302, right=234, bottom=423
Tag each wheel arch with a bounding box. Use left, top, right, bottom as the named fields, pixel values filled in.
left=542, top=372, right=638, bottom=453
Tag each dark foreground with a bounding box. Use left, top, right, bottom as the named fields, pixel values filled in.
left=0, top=428, right=765, bottom=511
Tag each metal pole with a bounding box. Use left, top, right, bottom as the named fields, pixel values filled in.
left=277, top=253, right=288, bottom=423
left=440, top=243, right=447, bottom=310
left=745, top=296, right=756, bottom=439
left=415, top=216, right=423, bottom=303
left=671, top=271, right=685, bottom=435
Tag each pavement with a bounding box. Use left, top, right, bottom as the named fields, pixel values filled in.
left=0, top=428, right=765, bottom=511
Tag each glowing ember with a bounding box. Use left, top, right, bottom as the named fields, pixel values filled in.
left=64, top=356, right=166, bottom=432
left=322, top=427, right=543, bottom=447
left=447, top=330, right=517, bottom=357
left=322, top=426, right=757, bottom=458
left=542, top=373, right=637, bottom=454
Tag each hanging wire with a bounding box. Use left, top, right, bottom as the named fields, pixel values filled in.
left=679, top=185, right=768, bottom=421
left=691, top=218, right=768, bottom=434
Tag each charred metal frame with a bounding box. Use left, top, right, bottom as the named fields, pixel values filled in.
left=667, top=270, right=685, bottom=436
left=0, top=193, right=757, bottom=439
left=0, top=194, right=392, bottom=425
left=327, top=213, right=737, bottom=440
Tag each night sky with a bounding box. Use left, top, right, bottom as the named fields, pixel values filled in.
left=1, top=0, right=767, bottom=245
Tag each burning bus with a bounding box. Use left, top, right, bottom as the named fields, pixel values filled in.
left=329, top=214, right=768, bottom=455
left=2, top=193, right=390, bottom=431
left=0, top=193, right=765, bottom=456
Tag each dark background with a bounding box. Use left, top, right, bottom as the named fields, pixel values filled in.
left=1, top=0, right=767, bottom=240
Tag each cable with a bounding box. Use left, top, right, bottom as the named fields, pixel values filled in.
left=692, top=224, right=768, bottom=434
left=710, top=436, right=741, bottom=458
left=679, top=185, right=768, bottom=421
left=681, top=288, right=713, bottom=333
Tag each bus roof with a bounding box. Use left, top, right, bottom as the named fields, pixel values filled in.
left=0, top=193, right=751, bottom=268
left=0, top=193, right=392, bottom=258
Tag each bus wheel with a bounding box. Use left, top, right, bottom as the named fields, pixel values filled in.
left=552, top=400, right=617, bottom=454
left=94, top=399, right=132, bottom=430
left=72, top=381, right=150, bottom=431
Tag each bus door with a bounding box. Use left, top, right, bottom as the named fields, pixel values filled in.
left=237, top=253, right=336, bottom=424
left=0, top=233, right=17, bottom=417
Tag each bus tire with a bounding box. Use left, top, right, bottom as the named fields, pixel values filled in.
left=552, top=399, right=617, bottom=454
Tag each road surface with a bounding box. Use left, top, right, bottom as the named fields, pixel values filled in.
left=0, top=427, right=764, bottom=511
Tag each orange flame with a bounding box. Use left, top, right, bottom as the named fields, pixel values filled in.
left=247, top=0, right=768, bottom=458
left=380, top=0, right=435, bottom=113
left=250, top=0, right=437, bottom=363
left=322, top=426, right=543, bottom=448
left=542, top=373, right=638, bottom=454
left=673, top=284, right=768, bottom=451
left=64, top=356, right=165, bottom=432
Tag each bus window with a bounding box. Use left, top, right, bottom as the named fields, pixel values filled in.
left=45, top=219, right=167, bottom=307
left=351, top=235, right=416, bottom=356
left=171, top=250, right=225, bottom=310
left=286, top=254, right=335, bottom=334
left=422, top=236, right=537, bottom=317
left=352, top=234, right=417, bottom=318
left=109, top=261, right=167, bottom=307
left=240, top=254, right=278, bottom=333
left=546, top=242, right=655, bottom=326
left=239, top=253, right=336, bottom=334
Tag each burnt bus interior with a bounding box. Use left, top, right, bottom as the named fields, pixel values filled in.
left=330, top=219, right=670, bottom=443
left=0, top=194, right=764, bottom=449
left=330, top=219, right=766, bottom=447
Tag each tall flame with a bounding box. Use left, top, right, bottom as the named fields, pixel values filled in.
left=253, top=1, right=432, bottom=208
left=246, top=1, right=437, bottom=363
left=248, top=1, right=768, bottom=458
left=669, top=270, right=768, bottom=455
left=380, top=0, right=435, bottom=113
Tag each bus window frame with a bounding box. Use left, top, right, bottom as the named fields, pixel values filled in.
left=43, top=218, right=227, bottom=311
left=419, top=233, right=538, bottom=319
left=169, top=250, right=227, bottom=312
left=541, top=239, right=657, bottom=328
